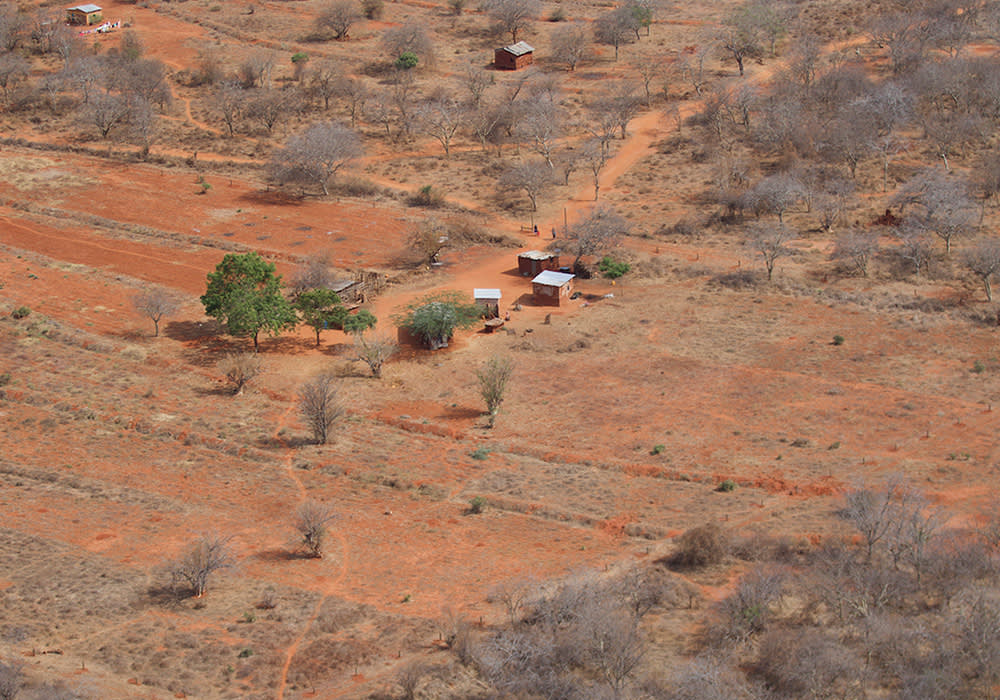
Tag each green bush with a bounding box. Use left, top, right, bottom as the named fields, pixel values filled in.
left=717, top=479, right=737, bottom=492
left=395, top=51, right=418, bottom=70
left=972, top=360, right=985, bottom=374
left=470, top=447, right=491, bottom=460
left=0, top=373, right=10, bottom=386
left=650, top=443, right=665, bottom=455
left=468, top=496, right=487, bottom=514
left=832, top=335, right=845, bottom=346
left=11, top=306, right=30, bottom=319
left=599, top=256, right=631, bottom=279
left=237, top=648, right=253, bottom=658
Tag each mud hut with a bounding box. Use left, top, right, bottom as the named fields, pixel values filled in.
left=66, top=4, right=102, bottom=25
left=532, top=270, right=574, bottom=306
left=517, top=250, right=560, bottom=277
left=494, top=42, right=534, bottom=70
left=474, top=288, right=502, bottom=318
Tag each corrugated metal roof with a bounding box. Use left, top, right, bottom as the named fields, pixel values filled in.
left=532, top=270, right=574, bottom=286
left=474, top=288, right=502, bottom=299
left=502, top=41, right=534, bottom=57
left=518, top=249, right=555, bottom=260
left=329, top=279, right=356, bottom=293
left=70, top=4, right=102, bottom=12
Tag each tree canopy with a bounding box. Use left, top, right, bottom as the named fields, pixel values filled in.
left=201, top=251, right=297, bottom=351
left=295, top=288, right=348, bottom=346
left=394, top=290, right=481, bottom=349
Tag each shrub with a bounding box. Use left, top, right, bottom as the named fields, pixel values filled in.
left=717, top=479, right=737, bottom=492
left=409, top=184, right=445, bottom=208
left=0, top=373, right=10, bottom=387
left=599, top=256, right=631, bottom=279
left=395, top=51, right=419, bottom=70
left=468, top=496, right=487, bottom=514
left=11, top=306, right=30, bottom=319
left=669, top=523, right=729, bottom=568
left=361, top=0, right=384, bottom=18
left=972, top=359, right=985, bottom=373
left=448, top=0, right=465, bottom=14
left=548, top=6, right=566, bottom=21
left=470, top=447, right=491, bottom=460
left=650, top=444, right=665, bottom=455
left=832, top=334, right=845, bottom=346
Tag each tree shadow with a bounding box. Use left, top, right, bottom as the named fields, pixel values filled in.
left=144, top=583, right=189, bottom=608
left=254, top=548, right=303, bottom=563
left=239, top=189, right=305, bottom=206
left=442, top=405, right=482, bottom=420
left=257, top=434, right=315, bottom=449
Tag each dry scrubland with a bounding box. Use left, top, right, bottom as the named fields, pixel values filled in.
left=3, top=0, right=1000, bottom=697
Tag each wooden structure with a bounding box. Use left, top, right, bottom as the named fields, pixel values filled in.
left=474, top=288, right=502, bottom=318
left=494, top=42, right=534, bottom=70
left=532, top=270, right=574, bottom=306
left=66, top=4, right=102, bottom=25
left=517, top=250, right=560, bottom=277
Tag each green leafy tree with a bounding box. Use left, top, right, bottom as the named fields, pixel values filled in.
left=295, top=288, right=347, bottom=346
left=343, top=308, right=377, bottom=334
left=394, top=290, right=481, bottom=350
left=201, top=252, right=297, bottom=352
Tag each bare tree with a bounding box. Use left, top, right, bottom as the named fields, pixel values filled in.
left=895, top=225, right=934, bottom=276
left=673, top=42, right=713, bottom=96
left=382, top=22, right=434, bottom=69
left=499, top=160, right=553, bottom=212
left=396, top=661, right=427, bottom=700
left=488, top=575, right=536, bottom=626
left=718, top=567, right=785, bottom=643
left=477, top=355, right=513, bottom=428
left=833, top=230, right=879, bottom=277
left=269, top=121, right=362, bottom=196
left=299, top=372, right=344, bottom=444
left=212, top=82, right=245, bottom=137
left=595, top=7, right=636, bottom=61
left=566, top=203, right=629, bottom=271
left=238, top=50, right=276, bottom=89
left=517, top=101, right=562, bottom=168
left=0, top=54, right=29, bottom=107
left=962, top=238, right=1000, bottom=301
left=581, top=138, right=609, bottom=201
left=578, top=599, right=646, bottom=699
left=463, top=62, right=494, bottom=108
left=416, top=92, right=465, bottom=157
left=893, top=169, right=976, bottom=255
left=316, top=0, right=358, bottom=40
left=245, top=87, right=302, bottom=135
left=290, top=253, right=334, bottom=296
left=720, top=4, right=765, bottom=76
left=336, top=76, right=369, bottom=128
left=483, top=0, right=540, bottom=43
left=131, top=287, right=179, bottom=337
left=85, top=92, right=132, bottom=143
left=843, top=476, right=907, bottom=561
left=353, top=332, right=397, bottom=378
left=551, top=22, right=590, bottom=72
left=219, top=352, right=263, bottom=396
left=0, top=660, right=23, bottom=700
left=746, top=223, right=791, bottom=281
left=170, top=534, right=234, bottom=598
left=0, top=5, right=25, bottom=52
left=743, top=173, right=804, bottom=223
left=294, top=500, right=336, bottom=558
left=307, top=59, right=338, bottom=111
left=409, top=217, right=450, bottom=265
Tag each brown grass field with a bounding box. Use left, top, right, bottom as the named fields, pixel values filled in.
left=2, top=0, right=1000, bottom=697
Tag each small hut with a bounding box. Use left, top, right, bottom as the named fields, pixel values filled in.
left=517, top=250, right=560, bottom=277
left=66, top=4, right=102, bottom=25
left=474, top=288, right=502, bottom=318
left=494, top=42, right=534, bottom=70
left=532, top=270, right=574, bottom=306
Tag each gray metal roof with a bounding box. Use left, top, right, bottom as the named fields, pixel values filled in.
left=69, top=4, right=102, bottom=12
left=329, top=279, right=356, bottom=293
left=502, top=41, right=534, bottom=57
left=518, top=249, right=555, bottom=260
left=532, top=270, right=574, bottom=286
left=474, top=288, right=502, bottom=299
